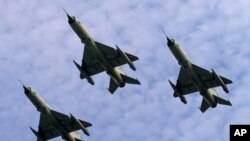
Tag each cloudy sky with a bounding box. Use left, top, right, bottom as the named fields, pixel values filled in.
left=1, top=0, right=250, bottom=141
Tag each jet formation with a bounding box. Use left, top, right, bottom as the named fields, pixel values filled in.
left=164, top=32, right=233, bottom=113
left=64, top=10, right=141, bottom=94
left=21, top=82, right=92, bottom=141
left=20, top=8, right=235, bottom=141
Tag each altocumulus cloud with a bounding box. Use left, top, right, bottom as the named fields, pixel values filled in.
left=0, top=0, right=250, bottom=141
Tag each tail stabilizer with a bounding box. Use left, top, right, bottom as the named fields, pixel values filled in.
left=214, top=95, right=232, bottom=106
left=199, top=98, right=210, bottom=113
left=108, top=78, right=119, bottom=94
left=121, top=74, right=141, bottom=85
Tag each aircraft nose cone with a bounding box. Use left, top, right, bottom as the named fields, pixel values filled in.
left=167, top=37, right=175, bottom=46
left=67, top=14, right=75, bottom=23
left=23, top=85, right=30, bottom=94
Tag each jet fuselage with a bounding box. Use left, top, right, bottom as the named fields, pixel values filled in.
left=167, top=38, right=217, bottom=108
left=23, top=86, right=77, bottom=141
left=67, top=15, right=125, bottom=87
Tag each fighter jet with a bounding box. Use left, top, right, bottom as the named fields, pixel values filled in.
left=164, top=32, right=233, bottom=113
left=21, top=82, right=92, bottom=141
left=64, top=10, right=140, bottom=94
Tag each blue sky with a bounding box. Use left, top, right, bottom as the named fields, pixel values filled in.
left=1, top=0, right=250, bottom=141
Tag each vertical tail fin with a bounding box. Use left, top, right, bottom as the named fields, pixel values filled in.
left=199, top=98, right=210, bottom=113
left=108, top=78, right=119, bottom=94
left=121, top=74, right=141, bottom=85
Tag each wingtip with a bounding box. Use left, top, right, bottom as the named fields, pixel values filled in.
left=228, top=100, right=232, bottom=106
left=107, top=88, right=115, bottom=94
left=199, top=107, right=206, bottom=113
